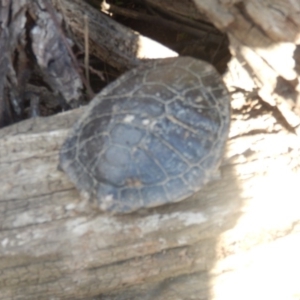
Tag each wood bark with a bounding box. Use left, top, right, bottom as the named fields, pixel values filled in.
left=0, top=0, right=178, bottom=123
left=52, top=0, right=177, bottom=71
left=1, top=0, right=300, bottom=299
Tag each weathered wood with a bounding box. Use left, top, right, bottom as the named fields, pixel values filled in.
left=0, top=0, right=178, bottom=125
left=0, top=0, right=83, bottom=118
left=193, top=0, right=300, bottom=128
left=1, top=94, right=300, bottom=299
left=1, top=0, right=300, bottom=299
left=53, top=0, right=177, bottom=71
left=55, top=0, right=300, bottom=128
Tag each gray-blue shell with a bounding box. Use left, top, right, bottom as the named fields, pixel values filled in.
left=59, top=57, right=231, bottom=213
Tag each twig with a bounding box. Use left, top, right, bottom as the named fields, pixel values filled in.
left=84, top=14, right=90, bottom=85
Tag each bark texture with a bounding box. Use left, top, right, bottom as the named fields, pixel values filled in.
left=0, top=0, right=177, bottom=126
left=52, top=0, right=177, bottom=71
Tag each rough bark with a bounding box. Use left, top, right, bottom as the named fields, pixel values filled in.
left=0, top=0, right=177, bottom=124
left=52, top=0, right=177, bottom=71
left=0, top=0, right=83, bottom=124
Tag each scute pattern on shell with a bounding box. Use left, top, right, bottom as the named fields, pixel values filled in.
left=59, top=57, right=231, bottom=213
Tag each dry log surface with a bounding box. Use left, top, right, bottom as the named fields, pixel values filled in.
left=1, top=0, right=300, bottom=299
left=1, top=91, right=300, bottom=299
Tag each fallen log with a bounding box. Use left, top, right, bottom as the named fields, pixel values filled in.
left=1, top=0, right=300, bottom=299
left=1, top=96, right=300, bottom=299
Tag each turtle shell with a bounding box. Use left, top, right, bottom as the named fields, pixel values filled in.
left=59, top=57, right=231, bottom=213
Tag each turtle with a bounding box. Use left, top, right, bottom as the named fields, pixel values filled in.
left=59, top=56, right=231, bottom=214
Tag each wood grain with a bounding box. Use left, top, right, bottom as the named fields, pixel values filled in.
left=1, top=100, right=300, bottom=299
